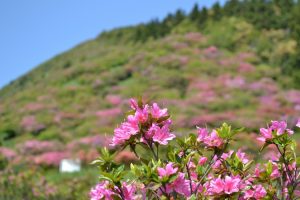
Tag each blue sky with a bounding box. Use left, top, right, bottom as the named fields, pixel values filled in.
left=0, top=0, right=224, bottom=89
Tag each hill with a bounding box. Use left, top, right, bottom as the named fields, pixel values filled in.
left=1, top=1, right=300, bottom=199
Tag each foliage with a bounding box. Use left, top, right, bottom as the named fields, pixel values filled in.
left=90, top=99, right=300, bottom=199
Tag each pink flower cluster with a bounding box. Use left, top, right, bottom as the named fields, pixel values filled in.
left=91, top=100, right=300, bottom=200
left=20, top=115, right=45, bottom=133
left=158, top=163, right=191, bottom=197
left=0, top=147, right=16, bottom=160
left=243, top=184, right=267, bottom=200
left=197, top=127, right=223, bottom=148
left=90, top=181, right=114, bottom=200
left=90, top=181, right=137, bottom=200
left=213, top=149, right=250, bottom=170
left=33, top=151, right=68, bottom=167
left=204, top=175, right=241, bottom=195
left=255, top=162, right=280, bottom=180
left=111, top=99, right=175, bottom=146
left=257, top=120, right=294, bottom=142
left=18, top=140, right=62, bottom=155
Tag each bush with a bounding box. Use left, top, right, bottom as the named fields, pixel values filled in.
left=90, top=98, right=300, bottom=199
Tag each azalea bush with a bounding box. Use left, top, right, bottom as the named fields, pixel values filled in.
left=90, top=99, right=300, bottom=200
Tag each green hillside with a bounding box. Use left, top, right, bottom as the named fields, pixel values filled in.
left=1, top=1, right=300, bottom=199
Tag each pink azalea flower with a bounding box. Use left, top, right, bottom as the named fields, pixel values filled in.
left=121, top=182, right=136, bottom=200
left=288, top=162, right=297, bottom=171
left=151, top=103, right=168, bottom=119
left=270, top=162, right=280, bottom=179
left=209, top=177, right=224, bottom=194
left=212, top=160, right=222, bottom=170
left=206, top=176, right=241, bottom=196
left=130, top=98, right=138, bottom=110
left=188, top=160, right=196, bottom=169
left=166, top=173, right=190, bottom=197
left=111, top=115, right=139, bottom=146
left=270, top=121, right=287, bottom=135
left=297, top=119, right=300, bottom=128
left=152, top=124, right=176, bottom=145
left=236, top=149, right=249, bottom=164
left=197, top=127, right=209, bottom=142
left=244, top=184, right=266, bottom=199
left=157, top=163, right=178, bottom=178
left=90, top=181, right=114, bottom=200
left=197, top=127, right=223, bottom=148
left=257, top=128, right=272, bottom=142
left=221, top=151, right=233, bottom=160
left=134, top=105, right=149, bottom=123
left=203, top=130, right=223, bottom=148
left=223, top=176, right=241, bottom=194
left=254, top=164, right=263, bottom=177
left=198, top=156, right=208, bottom=166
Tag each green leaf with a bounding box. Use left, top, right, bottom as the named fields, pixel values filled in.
left=266, top=161, right=272, bottom=175
left=148, top=183, right=162, bottom=191
left=157, top=115, right=170, bottom=123
left=168, top=174, right=178, bottom=183
left=259, top=142, right=271, bottom=152
left=188, top=194, right=197, bottom=200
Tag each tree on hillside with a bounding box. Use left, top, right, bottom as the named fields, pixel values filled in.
left=189, top=3, right=199, bottom=21
left=174, top=9, right=185, bottom=25
left=198, top=7, right=208, bottom=28
left=212, top=2, right=223, bottom=20
left=223, top=0, right=240, bottom=16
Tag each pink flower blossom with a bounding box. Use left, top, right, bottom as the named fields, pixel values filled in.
left=270, top=121, right=287, bottom=135
left=198, top=156, right=208, bottom=166
left=254, top=164, right=263, bottom=177
left=157, top=163, right=178, bottom=178
left=130, top=98, right=138, bottom=110
left=236, top=149, right=249, bottom=164
left=151, top=103, right=168, bottom=119
left=90, top=181, right=114, bottom=200
left=203, top=130, right=223, bottom=148
left=197, top=127, right=209, bottom=142
left=134, top=105, right=149, bottom=123
left=166, top=173, right=190, bottom=197
left=197, top=128, right=223, bottom=148
left=223, top=176, right=240, bottom=194
left=120, top=182, right=136, bottom=200
left=111, top=115, right=139, bottom=146
left=221, top=151, right=233, bottom=160
left=244, top=184, right=267, bottom=199
left=270, top=162, right=280, bottom=179
left=296, top=119, right=300, bottom=128
left=257, top=128, right=272, bottom=142
left=152, top=124, right=176, bottom=145
left=205, top=176, right=241, bottom=195
left=209, top=177, right=224, bottom=194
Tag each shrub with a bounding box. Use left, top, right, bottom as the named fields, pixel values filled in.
left=90, top=98, right=300, bottom=199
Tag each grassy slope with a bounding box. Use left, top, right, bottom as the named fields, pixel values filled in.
left=0, top=17, right=299, bottom=147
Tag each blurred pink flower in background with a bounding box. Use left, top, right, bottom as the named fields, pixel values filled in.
left=34, top=151, right=69, bottom=167
left=96, top=108, right=122, bottom=118
left=203, top=46, right=220, bottom=59
left=0, top=147, right=16, bottom=160
left=20, top=115, right=45, bottom=133
left=18, top=140, right=62, bottom=155
left=105, top=94, right=122, bottom=105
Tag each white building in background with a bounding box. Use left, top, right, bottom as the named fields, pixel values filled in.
left=59, top=159, right=81, bottom=173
